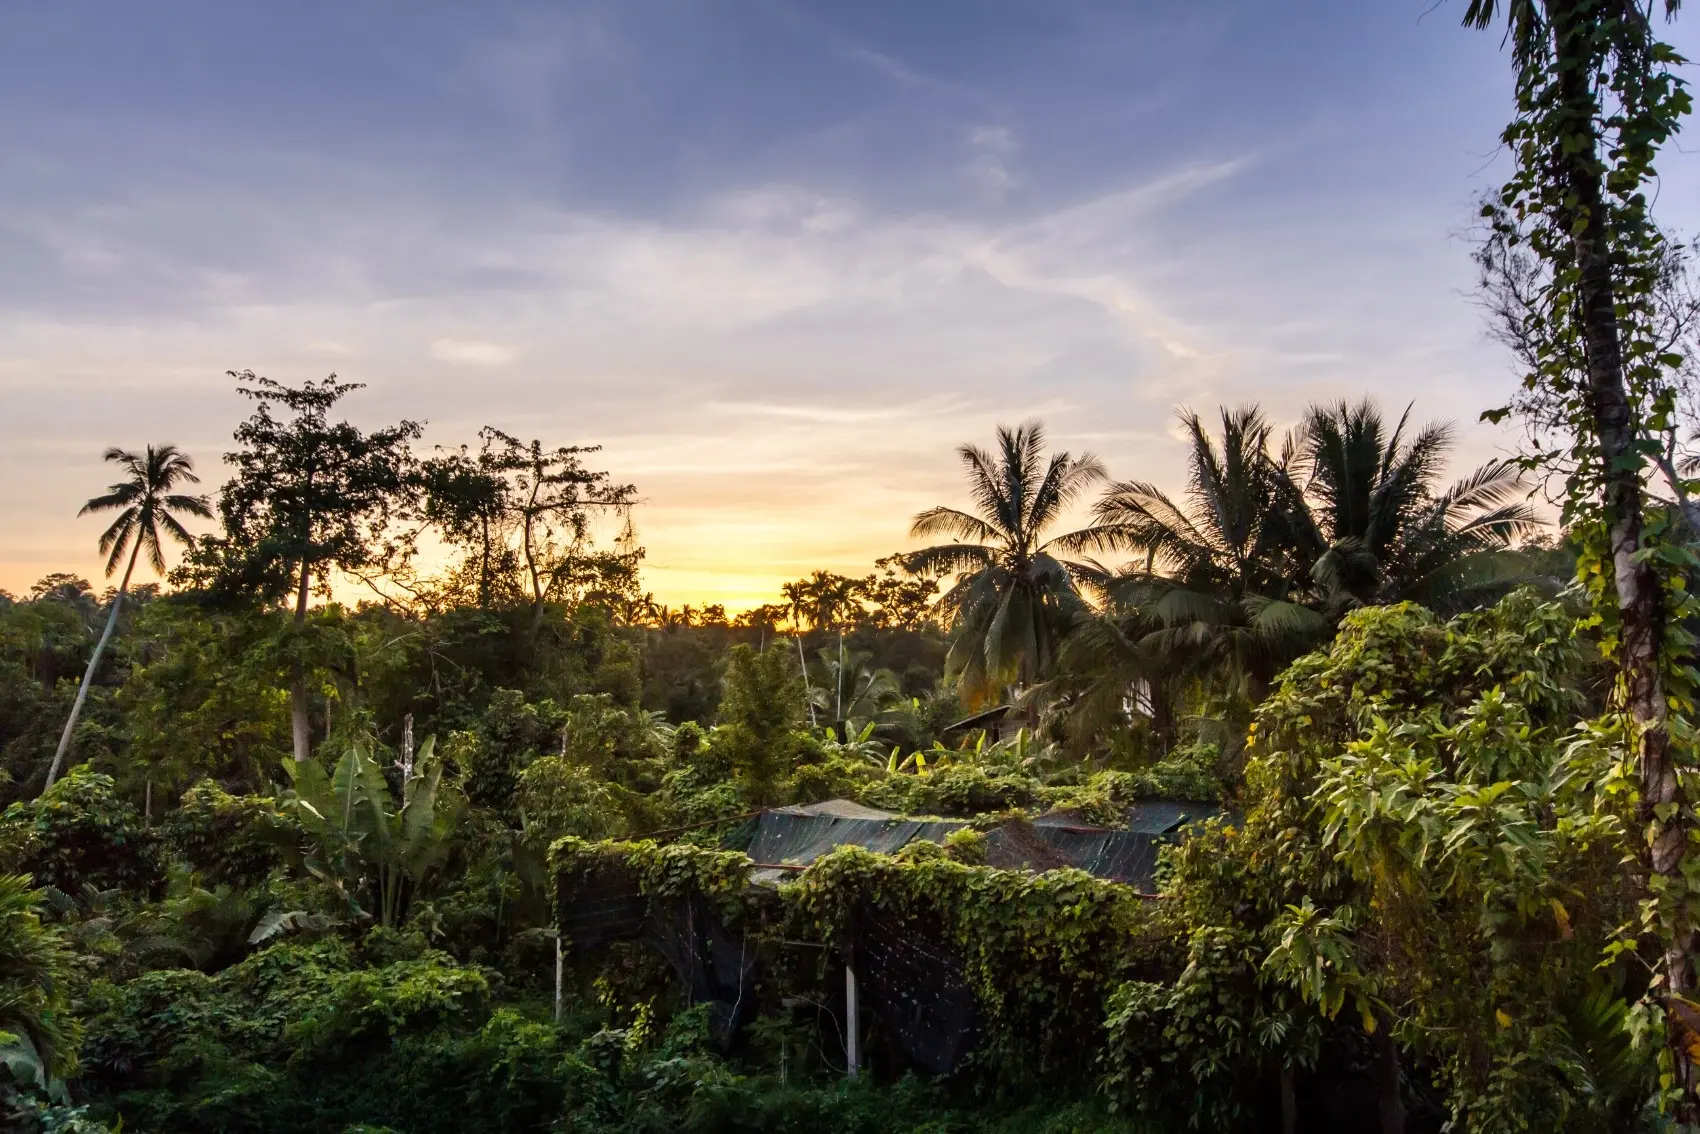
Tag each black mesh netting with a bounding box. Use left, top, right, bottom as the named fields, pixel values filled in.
left=1116, top=800, right=1218, bottom=835
left=853, top=903, right=978, bottom=1074
left=559, top=865, right=757, bottom=1044
left=559, top=861, right=647, bottom=951
left=644, top=895, right=759, bottom=1042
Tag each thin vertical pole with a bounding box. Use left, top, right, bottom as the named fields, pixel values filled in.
left=845, top=963, right=860, bottom=1080
left=797, top=635, right=818, bottom=729
left=554, top=933, right=564, bottom=1023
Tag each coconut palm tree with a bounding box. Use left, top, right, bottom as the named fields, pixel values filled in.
left=1087, top=407, right=1328, bottom=698
left=1293, top=400, right=1538, bottom=613
left=42, top=445, right=211, bottom=793
left=1086, top=402, right=1540, bottom=702
left=906, top=421, right=1106, bottom=709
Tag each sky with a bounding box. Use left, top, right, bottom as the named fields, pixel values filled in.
left=4, top=1, right=1699, bottom=609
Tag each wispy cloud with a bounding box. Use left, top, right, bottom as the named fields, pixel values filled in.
left=0, top=0, right=1569, bottom=606
left=430, top=338, right=514, bottom=366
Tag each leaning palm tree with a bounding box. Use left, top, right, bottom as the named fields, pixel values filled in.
left=1294, top=400, right=1539, bottom=613
left=42, top=445, right=211, bottom=793
left=906, top=421, right=1106, bottom=709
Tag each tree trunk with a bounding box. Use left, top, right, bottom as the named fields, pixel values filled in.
left=1279, top=1063, right=1297, bottom=1134
left=478, top=513, right=491, bottom=608
left=291, top=558, right=312, bottom=762
left=524, top=498, right=548, bottom=636
left=1371, top=1030, right=1405, bottom=1134
left=1547, top=0, right=1693, bottom=1115
left=42, top=543, right=138, bottom=794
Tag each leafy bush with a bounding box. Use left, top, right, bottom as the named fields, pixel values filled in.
left=1132, top=594, right=1646, bottom=1132
left=857, top=764, right=1037, bottom=818
left=787, top=757, right=877, bottom=805
left=517, top=756, right=624, bottom=845
left=0, top=770, right=161, bottom=898
left=158, top=781, right=299, bottom=889
left=79, top=940, right=516, bottom=1132
left=0, top=873, right=81, bottom=1086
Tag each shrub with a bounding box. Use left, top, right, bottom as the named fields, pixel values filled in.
left=516, top=757, right=624, bottom=845
left=0, top=770, right=161, bottom=897
left=158, top=781, right=299, bottom=888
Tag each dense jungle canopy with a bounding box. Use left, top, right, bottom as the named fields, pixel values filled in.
left=7, top=3, right=1700, bottom=1133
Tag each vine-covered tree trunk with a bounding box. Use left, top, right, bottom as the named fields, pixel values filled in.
left=1545, top=0, right=1693, bottom=1114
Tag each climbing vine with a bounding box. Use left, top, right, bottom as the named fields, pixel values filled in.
left=1469, top=0, right=1700, bottom=1114
left=550, top=837, right=756, bottom=928
left=786, top=847, right=1171, bottom=1086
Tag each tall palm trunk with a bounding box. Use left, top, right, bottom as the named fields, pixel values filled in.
left=291, top=558, right=312, bottom=762
left=1546, top=0, right=1691, bottom=1112
left=42, top=541, right=139, bottom=794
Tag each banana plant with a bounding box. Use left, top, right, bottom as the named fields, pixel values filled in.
left=284, top=735, right=463, bottom=927
left=820, top=719, right=889, bottom=766
left=984, top=728, right=1062, bottom=775
left=810, top=646, right=902, bottom=736
left=887, top=741, right=956, bottom=778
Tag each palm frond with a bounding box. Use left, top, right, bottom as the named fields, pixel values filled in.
left=164, top=493, right=214, bottom=518
left=910, top=507, right=1002, bottom=545
left=905, top=543, right=998, bottom=579
left=77, top=441, right=207, bottom=581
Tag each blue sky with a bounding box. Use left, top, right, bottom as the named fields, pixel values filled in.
left=4, top=1, right=1698, bottom=605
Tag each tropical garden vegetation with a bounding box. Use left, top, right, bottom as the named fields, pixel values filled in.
left=4, top=2, right=1700, bottom=1132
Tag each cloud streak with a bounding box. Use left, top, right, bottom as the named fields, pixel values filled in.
left=0, top=0, right=1621, bottom=607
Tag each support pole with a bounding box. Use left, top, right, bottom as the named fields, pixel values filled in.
left=554, top=932, right=564, bottom=1024
left=797, top=635, right=818, bottom=729
left=845, top=963, right=860, bottom=1080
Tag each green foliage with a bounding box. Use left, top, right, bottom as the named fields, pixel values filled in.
left=159, top=781, right=299, bottom=889
left=787, top=846, right=1168, bottom=1089
left=857, top=761, right=1037, bottom=818
left=119, top=601, right=292, bottom=795
left=941, top=828, right=986, bottom=866
left=284, top=737, right=464, bottom=926
left=0, top=874, right=80, bottom=1085
left=715, top=645, right=810, bottom=801
left=75, top=941, right=535, bottom=1133
left=0, top=769, right=161, bottom=897
left=787, top=757, right=879, bottom=806
left=1041, top=746, right=1226, bottom=825
left=517, top=756, right=624, bottom=845
left=197, top=371, right=424, bottom=609
left=459, top=688, right=567, bottom=811
left=1141, top=592, right=1651, bottom=1131
left=907, top=423, right=1103, bottom=708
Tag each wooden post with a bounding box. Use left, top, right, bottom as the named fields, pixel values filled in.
left=554, top=932, right=564, bottom=1024
left=845, top=963, right=860, bottom=1079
